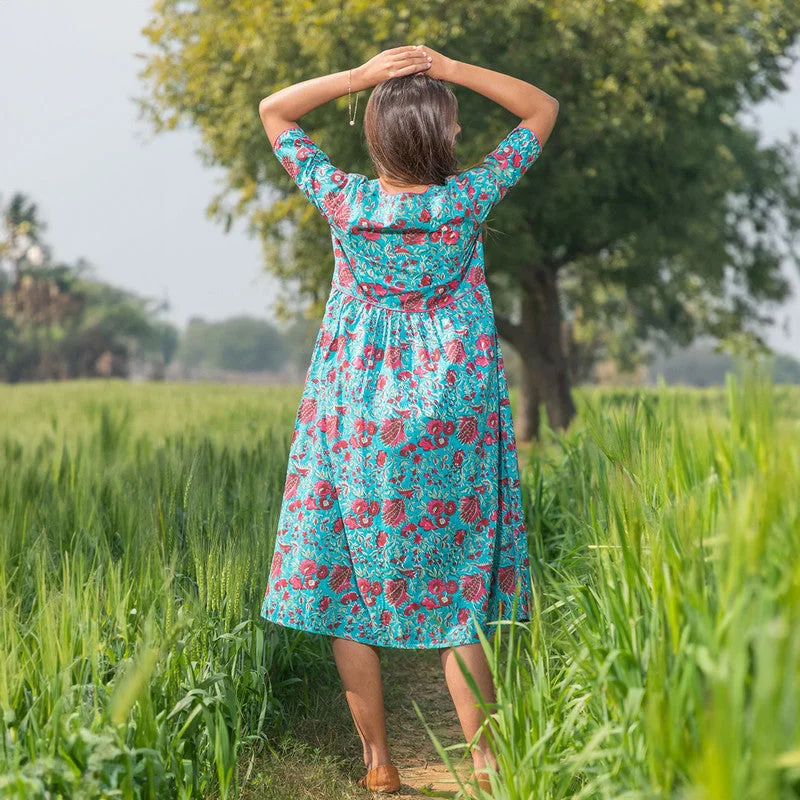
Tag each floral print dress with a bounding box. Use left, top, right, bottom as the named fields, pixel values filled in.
left=261, top=121, right=542, bottom=648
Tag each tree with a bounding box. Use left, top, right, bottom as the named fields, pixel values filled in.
left=137, top=0, right=800, bottom=439
left=176, top=316, right=288, bottom=372
left=648, top=338, right=800, bottom=386
left=0, top=192, right=51, bottom=281
left=280, top=310, right=324, bottom=372
left=0, top=194, right=180, bottom=382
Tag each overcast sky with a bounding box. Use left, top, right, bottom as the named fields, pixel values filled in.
left=1, top=1, right=798, bottom=358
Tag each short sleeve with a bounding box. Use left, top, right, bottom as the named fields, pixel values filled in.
left=460, top=125, right=542, bottom=222
left=272, top=125, right=353, bottom=229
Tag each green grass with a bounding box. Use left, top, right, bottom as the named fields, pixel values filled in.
left=1, top=374, right=798, bottom=798
left=0, top=381, right=326, bottom=798
left=444, top=367, right=800, bottom=799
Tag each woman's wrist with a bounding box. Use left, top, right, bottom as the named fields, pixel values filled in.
left=350, top=64, right=371, bottom=93
left=442, top=57, right=459, bottom=83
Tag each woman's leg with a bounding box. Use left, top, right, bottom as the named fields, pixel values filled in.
left=331, top=636, right=392, bottom=771
left=440, top=643, right=499, bottom=776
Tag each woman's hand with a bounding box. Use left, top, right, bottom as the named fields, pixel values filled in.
left=414, top=45, right=456, bottom=82
left=353, top=45, right=432, bottom=89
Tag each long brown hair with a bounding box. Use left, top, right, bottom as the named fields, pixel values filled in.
left=363, top=74, right=459, bottom=186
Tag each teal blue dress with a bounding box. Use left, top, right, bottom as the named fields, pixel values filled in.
left=261, top=123, right=542, bottom=648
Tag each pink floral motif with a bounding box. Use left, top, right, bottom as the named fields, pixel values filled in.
left=386, top=578, right=409, bottom=607
left=353, top=344, right=385, bottom=371
left=382, top=497, right=406, bottom=527
left=429, top=223, right=460, bottom=245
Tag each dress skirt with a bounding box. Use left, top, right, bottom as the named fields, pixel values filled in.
left=261, top=277, right=533, bottom=648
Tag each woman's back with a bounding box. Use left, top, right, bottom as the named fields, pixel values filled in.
left=262, top=120, right=543, bottom=647
left=272, top=123, right=541, bottom=311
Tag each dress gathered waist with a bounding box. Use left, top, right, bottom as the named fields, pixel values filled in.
left=330, top=278, right=487, bottom=314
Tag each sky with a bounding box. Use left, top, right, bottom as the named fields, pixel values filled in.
left=1, top=1, right=798, bottom=357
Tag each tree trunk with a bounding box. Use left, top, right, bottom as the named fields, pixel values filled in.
left=495, top=266, right=577, bottom=442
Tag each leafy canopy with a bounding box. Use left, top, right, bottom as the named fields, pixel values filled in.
left=138, top=0, right=800, bottom=357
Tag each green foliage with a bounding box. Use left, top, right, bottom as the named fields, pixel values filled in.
left=0, top=193, right=180, bottom=383
left=1, top=379, right=799, bottom=796
left=138, top=0, right=800, bottom=359
left=0, top=382, right=335, bottom=799
left=424, top=367, right=800, bottom=798
left=177, top=316, right=289, bottom=372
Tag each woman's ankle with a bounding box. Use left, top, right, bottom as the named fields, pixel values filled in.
left=471, top=749, right=498, bottom=775
left=365, top=745, right=393, bottom=771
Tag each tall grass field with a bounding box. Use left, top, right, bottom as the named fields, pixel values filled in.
left=1, top=374, right=798, bottom=798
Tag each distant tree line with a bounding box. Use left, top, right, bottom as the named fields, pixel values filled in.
left=0, top=193, right=179, bottom=383
left=3, top=191, right=798, bottom=386
left=648, top=338, right=800, bottom=387
left=175, top=314, right=318, bottom=374
left=0, top=192, right=318, bottom=383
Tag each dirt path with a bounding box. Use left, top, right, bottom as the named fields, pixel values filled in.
left=379, top=648, right=474, bottom=798
left=241, top=645, right=479, bottom=799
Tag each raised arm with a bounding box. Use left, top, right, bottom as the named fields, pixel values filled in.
left=424, top=48, right=559, bottom=147
left=258, top=46, right=433, bottom=146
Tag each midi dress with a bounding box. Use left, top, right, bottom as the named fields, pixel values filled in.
left=260, top=121, right=543, bottom=648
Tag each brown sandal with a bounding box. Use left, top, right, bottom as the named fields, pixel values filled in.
left=356, top=763, right=401, bottom=793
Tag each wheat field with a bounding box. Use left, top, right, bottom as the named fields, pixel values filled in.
left=1, top=373, right=798, bottom=798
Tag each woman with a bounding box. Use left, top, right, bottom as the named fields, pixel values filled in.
left=258, top=45, right=558, bottom=796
